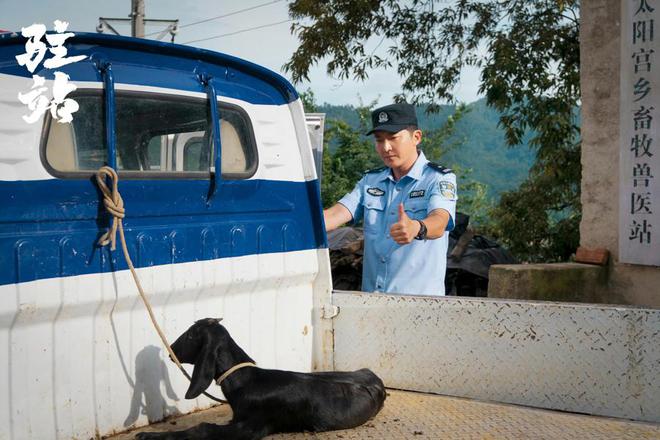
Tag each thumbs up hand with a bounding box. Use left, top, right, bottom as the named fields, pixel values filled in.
left=390, top=203, right=421, bottom=245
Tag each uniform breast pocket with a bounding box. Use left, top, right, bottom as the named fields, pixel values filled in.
left=404, top=200, right=427, bottom=221
left=364, top=197, right=385, bottom=235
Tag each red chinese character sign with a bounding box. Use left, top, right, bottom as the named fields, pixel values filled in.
left=620, top=1, right=660, bottom=265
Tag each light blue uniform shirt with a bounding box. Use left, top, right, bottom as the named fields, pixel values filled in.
left=338, top=151, right=457, bottom=296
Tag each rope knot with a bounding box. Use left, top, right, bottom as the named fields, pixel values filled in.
left=92, top=166, right=225, bottom=403
left=96, top=166, right=125, bottom=250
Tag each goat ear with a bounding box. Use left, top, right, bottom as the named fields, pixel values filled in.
left=185, top=335, right=218, bottom=399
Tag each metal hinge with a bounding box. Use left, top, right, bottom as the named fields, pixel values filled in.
left=321, top=304, right=340, bottom=319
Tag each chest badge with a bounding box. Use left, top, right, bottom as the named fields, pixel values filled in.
left=367, top=187, right=385, bottom=196
left=409, top=190, right=425, bottom=199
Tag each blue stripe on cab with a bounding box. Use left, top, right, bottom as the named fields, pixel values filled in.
left=0, top=32, right=298, bottom=105
left=0, top=179, right=326, bottom=286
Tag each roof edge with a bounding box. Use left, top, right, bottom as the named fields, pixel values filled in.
left=0, top=31, right=299, bottom=103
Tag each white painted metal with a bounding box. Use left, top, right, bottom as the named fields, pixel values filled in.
left=0, top=249, right=323, bottom=439
left=304, top=113, right=325, bottom=183
left=332, top=291, right=660, bottom=424
left=0, top=74, right=48, bottom=181
left=288, top=100, right=318, bottom=182
left=310, top=248, right=334, bottom=372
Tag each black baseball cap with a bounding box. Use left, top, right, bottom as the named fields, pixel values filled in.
left=366, top=103, right=418, bottom=135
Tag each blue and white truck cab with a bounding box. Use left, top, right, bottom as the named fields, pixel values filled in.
left=0, top=32, right=333, bottom=439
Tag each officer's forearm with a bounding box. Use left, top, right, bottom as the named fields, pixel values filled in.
left=323, top=203, right=353, bottom=232
left=422, top=209, right=451, bottom=239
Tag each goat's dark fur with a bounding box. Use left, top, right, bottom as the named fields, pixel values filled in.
left=136, top=318, right=386, bottom=440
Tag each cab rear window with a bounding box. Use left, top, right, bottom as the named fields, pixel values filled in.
left=43, top=90, right=258, bottom=179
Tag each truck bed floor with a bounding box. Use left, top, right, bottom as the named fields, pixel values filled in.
left=110, top=389, right=660, bottom=439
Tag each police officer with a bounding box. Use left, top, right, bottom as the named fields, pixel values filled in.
left=324, top=103, right=457, bottom=296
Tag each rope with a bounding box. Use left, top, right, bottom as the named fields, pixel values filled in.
left=95, top=166, right=227, bottom=404
left=215, top=362, right=256, bottom=386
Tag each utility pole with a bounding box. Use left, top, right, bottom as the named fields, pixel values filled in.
left=98, top=0, right=178, bottom=42
left=131, top=0, right=145, bottom=38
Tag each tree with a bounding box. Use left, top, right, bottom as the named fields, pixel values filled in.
left=299, top=88, right=319, bottom=113
left=419, top=104, right=495, bottom=229
left=286, top=0, right=581, bottom=262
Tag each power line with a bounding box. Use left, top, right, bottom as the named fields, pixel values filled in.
left=145, top=0, right=284, bottom=37
left=180, top=0, right=283, bottom=29
left=182, top=19, right=292, bottom=44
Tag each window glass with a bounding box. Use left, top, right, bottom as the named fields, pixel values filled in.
left=44, top=91, right=257, bottom=178
left=45, top=94, right=105, bottom=171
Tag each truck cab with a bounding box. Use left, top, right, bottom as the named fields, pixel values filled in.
left=0, top=31, right=332, bottom=439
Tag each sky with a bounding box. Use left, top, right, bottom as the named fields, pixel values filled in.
left=0, top=0, right=483, bottom=106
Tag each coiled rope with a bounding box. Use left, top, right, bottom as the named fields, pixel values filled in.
left=95, top=166, right=226, bottom=404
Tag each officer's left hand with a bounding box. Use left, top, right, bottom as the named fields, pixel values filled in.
left=390, top=203, right=421, bottom=245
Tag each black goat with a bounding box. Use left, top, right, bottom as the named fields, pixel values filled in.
left=136, top=318, right=386, bottom=440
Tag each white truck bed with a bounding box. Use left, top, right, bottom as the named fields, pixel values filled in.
left=108, top=291, right=660, bottom=439
left=109, top=389, right=660, bottom=439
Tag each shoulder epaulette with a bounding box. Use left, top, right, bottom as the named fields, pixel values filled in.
left=365, top=166, right=388, bottom=174
left=427, top=162, right=453, bottom=174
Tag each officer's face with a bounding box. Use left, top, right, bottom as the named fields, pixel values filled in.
left=374, top=129, right=422, bottom=169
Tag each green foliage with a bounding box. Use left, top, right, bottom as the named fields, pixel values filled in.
left=287, top=0, right=581, bottom=262
left=320, top=119, right=381, bottom=208
left=299, top=88, right=319, bottom=113
left=420, top=103, right=469, bottom=161
left=488, top=177, right=581, bottom=262
left=454, top=166, right=494, bottom=229
left=316, top=97, right=382, bottom=208
left=418, top=103, right=496, bottom=229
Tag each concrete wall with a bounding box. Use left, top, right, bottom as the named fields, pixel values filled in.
left=488, top=263, right=608, bottom=302
left=580, top=0, right=660, bottom=307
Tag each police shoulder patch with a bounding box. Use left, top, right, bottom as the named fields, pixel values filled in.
left=438, top=181, right=456, bottom=199
left=427, top=162, right=453, bottom=174
left=365, top=166, right=388, bottom=174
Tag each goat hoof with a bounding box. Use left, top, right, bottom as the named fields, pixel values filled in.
left=135, top=432, right=173, bottom=440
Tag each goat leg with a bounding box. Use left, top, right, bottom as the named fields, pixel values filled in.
left=135, top=420, right=272, bottom=440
